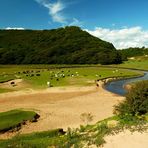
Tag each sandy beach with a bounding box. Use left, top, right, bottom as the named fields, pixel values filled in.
left=0, top=82, right=123, bottom=135
left=0, top=83, right=148, bottom=148
left=103, top=130, right=148, bottom=148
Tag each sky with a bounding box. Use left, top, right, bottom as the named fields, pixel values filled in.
left=1, top=0, right=148, bottom=49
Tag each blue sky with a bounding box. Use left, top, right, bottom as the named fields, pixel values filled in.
left=1, top=0, right=148, bottom=48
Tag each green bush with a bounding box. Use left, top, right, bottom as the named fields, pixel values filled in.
left=114, top=80, right=148, bottom=116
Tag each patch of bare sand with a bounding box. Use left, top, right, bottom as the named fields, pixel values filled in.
left=0, top=79, right=30, bottom=90
left=103, top=130, right=148, bottom=148
left=0, top=85, right=123, bottom=139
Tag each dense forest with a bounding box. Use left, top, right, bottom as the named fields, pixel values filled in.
left=0, top=26, right=123, bottom=64
left=119, top=47, right=148, bottom=58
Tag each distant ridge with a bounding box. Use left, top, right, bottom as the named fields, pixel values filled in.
left=0, top=26, right=122, bottom=64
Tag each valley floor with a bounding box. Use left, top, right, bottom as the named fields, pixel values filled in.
left=0, top=82, right=148, bottom=148
left=0, top=83, right=123, bottom=138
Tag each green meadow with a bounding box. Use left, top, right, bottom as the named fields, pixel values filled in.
left=117, top=56, right=148, bottom=70
left=0, top=65, right=143, bottom=90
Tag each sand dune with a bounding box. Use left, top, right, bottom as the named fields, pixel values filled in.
left=104, top=130, right=148, bottom=148
left=0, top=85, right=123, bottom=137
left=0, top=84, right=147, bottom=148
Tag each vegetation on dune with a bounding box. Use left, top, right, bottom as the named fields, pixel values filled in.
left=0, top=115, right=147, bottom=148
left=0, top=26, right=122, bottom=65
left=0, top=129, right=66, bottom=148
left=0, top=110, right=40, bottom=133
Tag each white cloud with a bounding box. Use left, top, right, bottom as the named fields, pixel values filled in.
left=5, top=27, right=25, bottom=30
left=69, top=18, right=83, bottom=27
left=35, top=0, right=83, bottom=26
left=35, top=0, right=66, bottom=24
left=85, top=26, right=148, bottom=49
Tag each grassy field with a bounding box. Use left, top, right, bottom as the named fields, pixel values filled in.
left=0, top=65, right=143, bottom=90
left=116, top=56, right=148, bottom=70
left=0, top=74, right=16, bottom=83
left=22, top=67, right=142, bottom=88
left=0, top=110, right=39, bottom=133
left=0, top=129, right=65, bottom=148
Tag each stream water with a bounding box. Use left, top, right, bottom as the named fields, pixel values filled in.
left=105, top=71, right=148, bottom=96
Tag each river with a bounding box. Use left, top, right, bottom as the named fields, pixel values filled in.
left=105, top=71, right=148, bottom=96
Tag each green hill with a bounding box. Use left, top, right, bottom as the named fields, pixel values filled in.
left=0, top=26, right=122, bottom=64
left=119, top=47, right=148, bottom=58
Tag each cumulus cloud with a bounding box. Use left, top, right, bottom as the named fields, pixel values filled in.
left=85, top=26, right=148, bottom=49
left=35, top=0, right=66, bottom=24
left=5, top=27, right=25, bottom=30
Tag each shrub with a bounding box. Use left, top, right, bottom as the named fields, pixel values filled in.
left=80, top=113, right=94, bottom=125
left=114, top=80, right=148, bottom=116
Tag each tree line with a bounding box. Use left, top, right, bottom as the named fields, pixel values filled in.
left=119, top=47, right=148, bottom=59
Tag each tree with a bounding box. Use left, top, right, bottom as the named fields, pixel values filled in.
left=114, top=80, right=148, bottom=116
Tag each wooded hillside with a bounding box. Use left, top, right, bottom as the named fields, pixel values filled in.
left=0, top=26, right=122, bottom=64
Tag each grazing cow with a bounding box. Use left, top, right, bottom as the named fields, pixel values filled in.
left=47, top=81, right=51, bottom=87
left=96, top=83, right=99, bottom=87
left=36, top=74, right=41, bottom=76
left=23, top=71, right=26, bottom=74
left=10, top=81, right=16, bottom=87
left=30, top=74, right=34, bottom=77
left=36, top=70, right=40, bottom=73
left=95, top=80, right=99, bottom=87
left=58, top=128, right=66, bottom=135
